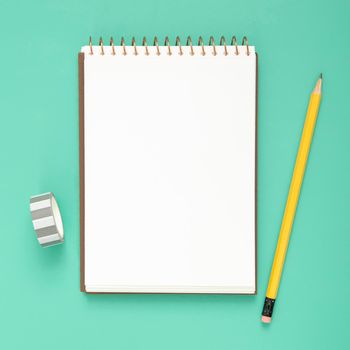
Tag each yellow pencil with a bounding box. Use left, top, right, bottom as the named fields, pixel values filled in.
left=262, top=75, right=323, bottom=323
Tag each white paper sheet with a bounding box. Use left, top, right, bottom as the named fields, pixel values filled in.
left=82, top=44, right=257, bottom=293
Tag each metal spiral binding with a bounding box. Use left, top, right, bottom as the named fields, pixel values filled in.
left=88, top=36, right=251, bottom=56
left=186, top=36, right=194, bottom=56
left=142, top=37, right=149, bottom=55
left=164, top=36, right=172, bottom=55
left=175, top=36, right=183, bottom=55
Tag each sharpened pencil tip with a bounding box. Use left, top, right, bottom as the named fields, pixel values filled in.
left=314, top=75, right=322, bottom=94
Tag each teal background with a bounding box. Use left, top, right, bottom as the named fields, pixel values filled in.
left=1, top=0, right=349, bottom=349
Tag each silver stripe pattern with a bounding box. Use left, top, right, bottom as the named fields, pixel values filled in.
left=30, top=192, right=64, bottom=247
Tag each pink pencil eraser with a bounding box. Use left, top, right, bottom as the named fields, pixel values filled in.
left=261, top=316, right=271, bottom=323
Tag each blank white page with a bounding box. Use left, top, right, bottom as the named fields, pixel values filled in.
left=81, top=44, right=257, bottom=293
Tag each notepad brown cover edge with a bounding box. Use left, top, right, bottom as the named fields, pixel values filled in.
left=79, top=52, right=86, bottom=292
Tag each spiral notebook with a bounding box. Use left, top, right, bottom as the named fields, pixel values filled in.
left=79, top=36, right=258, bottom=294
